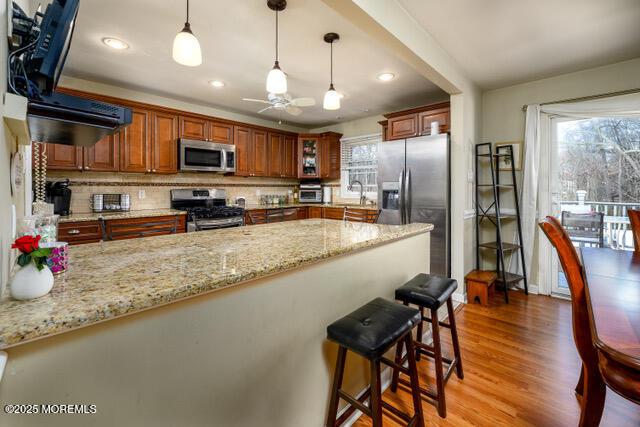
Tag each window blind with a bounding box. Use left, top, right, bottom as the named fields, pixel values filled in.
left=341, top=134, right=380, bottom=194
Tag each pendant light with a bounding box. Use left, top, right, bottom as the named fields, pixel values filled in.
left=323, top=33, right=341, bottom=110
left=172, top=0, right=202, bottom=67
left=266, top=0, right=287, bottom=94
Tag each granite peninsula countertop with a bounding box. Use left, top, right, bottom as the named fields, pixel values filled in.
left=58, top=209, right=187, bottom=223
left=242, top=203, right=378, bottom=210
left=0, top=219, right=432, bottom=349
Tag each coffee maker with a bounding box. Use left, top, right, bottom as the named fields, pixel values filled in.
left=45, top=179, right=72, bottom=216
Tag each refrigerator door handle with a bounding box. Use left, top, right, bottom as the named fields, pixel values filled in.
left=405, top=168, right=412, bottom=223
left=399, top=169, right=406, bottom=224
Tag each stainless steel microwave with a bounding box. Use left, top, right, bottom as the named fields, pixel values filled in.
left=179, top=139, right=235, bottom=173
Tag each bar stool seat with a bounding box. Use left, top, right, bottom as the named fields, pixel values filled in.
left=327, top=297, right=421, bottom=359
left=326, top=298, right=425, bottom=427
left=395, top=274, right=457, bottom=309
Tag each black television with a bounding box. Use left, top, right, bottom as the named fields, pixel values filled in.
left=26, top=0, right=80, bottom=96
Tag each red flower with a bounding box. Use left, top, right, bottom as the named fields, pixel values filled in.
left=12, top=235, right=41, bottom=254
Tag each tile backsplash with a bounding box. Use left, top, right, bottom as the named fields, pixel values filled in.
left=48, top=171, right=300, bottom=213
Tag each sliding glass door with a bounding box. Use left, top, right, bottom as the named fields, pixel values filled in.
left=546, top=115, right=640, bottom=296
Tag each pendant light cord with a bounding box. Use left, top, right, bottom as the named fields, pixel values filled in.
left=275, top=10, right=279, bottom=62
left=330, top=41, right=333, bottom=85
left=186, top=0, right=190, bottom=23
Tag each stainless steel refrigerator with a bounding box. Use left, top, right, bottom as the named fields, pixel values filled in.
left=377, top=134, right=450, bottom=277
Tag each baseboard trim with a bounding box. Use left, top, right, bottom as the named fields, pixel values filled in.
left=339, top=305, right=455, bottom=426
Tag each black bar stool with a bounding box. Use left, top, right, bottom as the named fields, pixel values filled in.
left=326, top=298, right=425, bottom=427
left=391, top=274, right=463, bottom=418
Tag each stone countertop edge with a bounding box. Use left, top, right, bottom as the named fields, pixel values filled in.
left=0, top=220, right=432, bottom=350
left=58, top=209, right=187, bottom=223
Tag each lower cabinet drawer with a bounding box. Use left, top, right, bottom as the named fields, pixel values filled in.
left=58, top=221, right=102, bottom=245
left=104, top=215, right=186, bottom=241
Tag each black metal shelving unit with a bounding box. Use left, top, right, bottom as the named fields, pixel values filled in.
left=474, top=143, right=528, bottom=303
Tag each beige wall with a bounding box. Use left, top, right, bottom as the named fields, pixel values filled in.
left=0, top=1, right=30, bottom=298
left=481, top=57, right=640, bottom=288
left=310, top=113, right=385, bottom=138
left=58, top=76, right=310, bottom=134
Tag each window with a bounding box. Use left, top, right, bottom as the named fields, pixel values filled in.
left=340, top=134, right=380, bottom=199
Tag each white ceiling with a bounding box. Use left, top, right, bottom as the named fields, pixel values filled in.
left=398, top=0, right=640, bottom=89
left=35, top=0, right=446, bottom=127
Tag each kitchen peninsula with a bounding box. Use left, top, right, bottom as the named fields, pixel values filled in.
left=0, top=219, right=432, bottom=426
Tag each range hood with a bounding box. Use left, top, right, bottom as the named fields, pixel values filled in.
left=27, top=92, right=132, bottom=147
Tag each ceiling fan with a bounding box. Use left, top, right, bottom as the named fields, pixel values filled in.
left=242, top=93, right=315, bottom=116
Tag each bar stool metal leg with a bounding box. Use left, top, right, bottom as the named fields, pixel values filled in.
left=447, top=298, right=464, bottom=379
left=326, top=346, right=347, bottom=427
left=430, top=307, right=447, bottom=417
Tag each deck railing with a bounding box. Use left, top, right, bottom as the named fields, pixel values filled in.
left=560, top=201, right=640, bottom=250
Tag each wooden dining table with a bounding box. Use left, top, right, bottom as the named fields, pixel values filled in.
left=581, top=247, right=640, bottom=417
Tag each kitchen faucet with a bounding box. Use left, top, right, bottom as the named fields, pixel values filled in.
left=348, top=180, right=367, bottom=206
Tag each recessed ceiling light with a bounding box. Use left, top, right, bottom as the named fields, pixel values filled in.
left=102, top=37, right=129, bottom=50
left=209, top=80, right=225, bottom=88
left=377, top=72, right=395, bottom=82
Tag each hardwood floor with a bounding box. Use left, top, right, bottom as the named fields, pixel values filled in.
left=352, top=292, right=640, bottom=427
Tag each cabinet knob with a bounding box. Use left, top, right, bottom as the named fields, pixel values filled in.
left=68, top=229, right=81, bottom=235
left=152, top=169, right=156, bottom=172
left=78, top=166, right=82, bottom=170
left=85, top=166, right=90, bottom=170
left=147, top=169, right=151, bottom=172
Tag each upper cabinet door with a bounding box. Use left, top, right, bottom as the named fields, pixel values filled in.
left=326, top=134, right=341, bottom=180
left=419, top=108, right=450, bottom=135
left=179, top=116, right=208, bottom=140
left=120, top=109, right=151, bottom=173
left=84, top=134, right=119, bottom=172
left=282, top=135, right=297, bottom=178
left=387, top=113, right=418, bottom=140
left=152, top=112, right=178, bottom=173
left=40, top=143, right=83, bottom=171
left=298, top=137, right=320, bottom=178
left=234, top=126, right=251, bottom=176
left=252, top=129, right=269, bottom=177
left=268, top=132, right=283, bottom=177
left=209, top=121, right=233, bottom=144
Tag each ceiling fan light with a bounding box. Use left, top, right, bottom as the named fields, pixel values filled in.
left=266, top=62, right=287, bottom=94
left=323, top=85, right=341, bottom=110
left=172, top=24, right=202, bottom=66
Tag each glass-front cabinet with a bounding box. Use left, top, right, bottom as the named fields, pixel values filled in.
left=298, top=136, right=320, bottom=178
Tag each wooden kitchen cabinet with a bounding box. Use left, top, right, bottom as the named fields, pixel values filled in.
left=308, top=206, right=323, bottom=218
left=296, top=207, right=308, bottom=220
left=382, top=102, right=450, bottom=141
left=298, top=136, right=320, bottom=178
left=58, top=220, right=103, bottom=245
left=179, top=116, right=233, bottom=144
left=179, top=116, right=208, bottom=140
left=283, top=135, right=297, bottom=178
left=268, top=132, right=284, bottom=177
left=319, top=132, right=341, bottom=180
left=387, top=113, right=418, bottom=140
left=84, top=134, right=119, bottom=172
left=151, top=111, right=178, bottom=173
left=234, top=127, right=268, bottom=177
left=103, top=215, right=186, bottom=241
left=40, top=143, right=83, bottom=171
left=120, top=109, right=151, bottom=173
left=323, top=207, right=345, bottom=220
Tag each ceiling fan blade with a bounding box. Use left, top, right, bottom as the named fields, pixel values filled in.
left=242, top=98, right=271, bottom=104
left=286, top=106, right=303, bottom=116
left=290, top=97, right=316, bottom=107
left=257, top=106, right=273, bottom=114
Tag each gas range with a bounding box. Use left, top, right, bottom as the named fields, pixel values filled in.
left=170, top=188, right=244, bottom=232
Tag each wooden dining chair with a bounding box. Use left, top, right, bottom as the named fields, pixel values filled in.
left=343, top=207, right=380, bottom=224
left=538, top=216, right=606, bottom=427
left=561, top=211, right=604, bottom=248
left=629, top=209, right=640, bottom=252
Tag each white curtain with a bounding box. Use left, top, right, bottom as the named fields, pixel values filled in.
left=517, top=93, right=640, bottom=292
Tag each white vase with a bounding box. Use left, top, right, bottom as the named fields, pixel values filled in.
left=10, top=263, right=54, bottom=300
